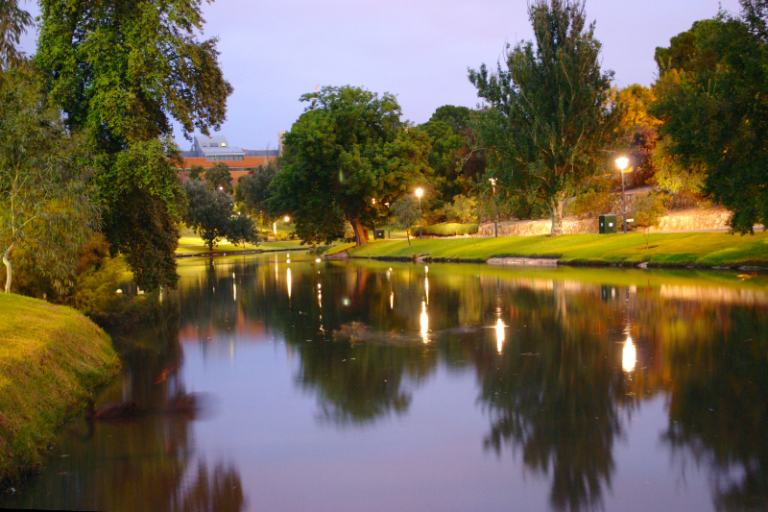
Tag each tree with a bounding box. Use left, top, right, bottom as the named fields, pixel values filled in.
left=0, top=0, right=33, bottom=69
left=268, top=85, right=431, bottom=246
left=188, top=164, right=205, bottom=181
left=235, top=161, right=280, bottom=224
left=469, top=0, right=619, bottom=236
left=631, top=192, right=667, bottom=249
left=204, top=162, right=233, bottom=194
left=651, top=11, right=768, bottom=233
left=0, top=68, right=99, bottom=293
left=183, top=180, right=234, bottom=250
left=227, top=212, right=259, bottom=248
left=391, top=196, right=420, bottom=246
left=35, top=0, right=233, bottom=289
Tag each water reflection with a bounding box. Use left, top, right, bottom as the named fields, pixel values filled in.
left=7, top=257, right=768, bottom=512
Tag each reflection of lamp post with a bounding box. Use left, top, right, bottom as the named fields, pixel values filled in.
left=495, top=318, right=505, bottom=354
left=416, top=188, right=424, bottom=239
left=616, top=157, right=629, bottom=234
left=622, top=334, right=636, bottom=372
left=384, top=202, right=391, bottom=238
left=489, top=178, right=498, bottom=238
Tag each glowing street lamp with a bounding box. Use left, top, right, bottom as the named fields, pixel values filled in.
left=415, top=188, right=424, bottom=239
left=284, top=215, right=290, bottom=224
left=616, top=157, right=630, bottom=234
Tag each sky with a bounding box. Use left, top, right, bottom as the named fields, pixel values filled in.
left=18, top=0, right=742, bottom=151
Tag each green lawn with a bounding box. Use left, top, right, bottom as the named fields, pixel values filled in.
left=344, top=232, right=768, bottom=267
left=176, top=236, right=310, bottom=255
left=0, top=295, right=120, bottom=482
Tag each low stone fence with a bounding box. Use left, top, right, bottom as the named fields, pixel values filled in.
left=478, top=207, right=735, bottom=237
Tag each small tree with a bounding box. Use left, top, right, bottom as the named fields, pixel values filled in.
left=0, top=68, right=99, bottom=294
left=235, top=161, right=280, bottom=224
left=391, top=196, right=420, bottom=246
left=188, top=164, right=204, bottom=181
left=631, top=192, right=667, bottom=249
left=204, top=162, right=233, bottom=194
left=183, top=180, right=234, bottom=250
left=227, top=213, right=259, bottom=248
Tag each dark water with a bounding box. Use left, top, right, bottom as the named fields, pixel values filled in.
left=3, top=254, right=768, bottom=512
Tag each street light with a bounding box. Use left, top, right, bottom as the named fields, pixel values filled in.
left=616, top=157, right=630, bottom=234
left=489, top=178, right=498, bottom=238
left=384, top=202, right=390, bottom=239
left=284, top=215, right=290, bottom=224
left=415, top=188, right=424, bottom=239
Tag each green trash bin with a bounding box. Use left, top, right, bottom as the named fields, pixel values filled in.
left=374, top=229, right=385, bottom=240
left=599, top=215, right=617, bottom=234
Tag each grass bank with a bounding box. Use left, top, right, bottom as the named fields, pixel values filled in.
left=0, top=294, right=120, bottom=484
left=343, top=232, right=768, bottom=268
left=176, top=238, right=308, bottom=256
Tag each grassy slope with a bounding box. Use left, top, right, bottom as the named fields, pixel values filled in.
left=0, top=295, right=120, bottom=483
left=176, top=238, right=308, bottom=255
left=346, top=232, right=768, bottom=267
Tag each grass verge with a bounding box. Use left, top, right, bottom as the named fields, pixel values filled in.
left=0, top=294, right=120, bottom=484
left=345, top=232, right=768, bottom=267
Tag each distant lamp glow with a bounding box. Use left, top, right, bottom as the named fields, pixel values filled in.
left=415, top=188, right=424, bottom=198
left=495, top=318, right=505, bottom=353
left=315, top=258, right=321, bottom=263
left=284, top=215, right=290, bottom=223
left=218, top=186, right=223, bottom=191
left=622, top=335, right=637, bottom=372
left=372, top=198, right=376, bottom=204
left=616, top=157, right=630, bottom=171
left=420, top=301, right=429, bottom=343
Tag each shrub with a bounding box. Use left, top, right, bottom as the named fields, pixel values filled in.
left=408, top=223, right=479, bottom=237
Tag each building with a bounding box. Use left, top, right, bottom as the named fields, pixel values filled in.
left=179, top=134, right=281, bottom=182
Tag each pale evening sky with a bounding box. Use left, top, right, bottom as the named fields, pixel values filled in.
left=19, top=0, right=742, bottom=151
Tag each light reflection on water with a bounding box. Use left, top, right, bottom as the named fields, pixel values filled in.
left=4, top=253, right=768, bottom=512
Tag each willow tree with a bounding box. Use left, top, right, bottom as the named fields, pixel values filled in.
left=269, top=86, right=431, bottom=246
left=469, top=0, right=618, bottom=236
left=35, top=0, right=233, bottom=290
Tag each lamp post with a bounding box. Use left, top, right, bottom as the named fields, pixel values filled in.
left=616, top=157, right=629, bottom=234
left=415, top=188, right=424, bottom=239
left=489, top=178, right=498, bottom=238
left=384, top=202, right=391, bottom=239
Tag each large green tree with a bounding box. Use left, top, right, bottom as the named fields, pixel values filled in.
left=0, top=68, right=99, bottom=293
left=235, top=161, right=280, bottom=224
left=35, top=0, right=233, bottom=289
left=651, top=8, right=768, bottom=233
left=269, top=86, right=431, bottom=246
left=183, top=180, right=234, bottom=250
left=469, top=0, right=618, bottom=236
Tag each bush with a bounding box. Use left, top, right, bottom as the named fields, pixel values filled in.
left=568, top=187, right=618, bottom=219
left=408, top=223, right=479, bottom=237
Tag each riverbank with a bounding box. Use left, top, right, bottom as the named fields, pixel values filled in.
left=0, top=295, right=120, bottom=484
left=335, top=232, right=768, bottom=268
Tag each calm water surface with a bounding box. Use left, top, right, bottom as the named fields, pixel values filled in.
left=3, top=254, right=768, bottom=512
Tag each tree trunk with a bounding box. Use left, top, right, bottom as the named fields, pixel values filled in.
left=349, top=217, right=369, bottom=246
left=549, top=198, right=564, bottom=237
left=3, top=242, right=15, bottom=294
left=406, top=230, right=411, bottom=246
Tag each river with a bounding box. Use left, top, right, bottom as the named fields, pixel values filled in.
left=3, top=253, right=768, bottom=512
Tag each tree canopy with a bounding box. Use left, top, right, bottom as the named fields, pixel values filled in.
left=469, top=0, right=618, bottom=235
left=0, top=0, right=33, bottom=68
left=651, top=9, right=768, bottom=232
left=35, top=0, right=233, bottom=289
left=268, top=85, right=431, bottom=246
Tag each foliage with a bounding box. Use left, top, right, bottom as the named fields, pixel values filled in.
left=651, top=12, right=768, bottom=233
left=469, top=0, right=619, bottom=236
left=35, top=0, right=232, bottom=288
left=188, top=164, right=204, bottom=181
left=204, top=162, right=233, bottom=194
left=420, top=105, right=486, bottom=200
left=409, top=223, right=479, bottom=237
left=235, top=160, right=280, bottom=223
left=631, top=192, right=668, bottom=249
left=0, top=68, right=100, bottom=294
left=442, top=194, right=478, bottom=223
left=0, top=0, right=33, bottom=68
left=567, top=181, right=617, bottom=219
left=99, top=139, right=186, bottom=291
left=183, top=180, right=235, bottom=250
left=391, top=195, right=421, bottom=246
left=268, top=85, right=431, bottom=246
left=651, top=135, right=707, bottom=203
left=226, top=212, right=259, bottom=248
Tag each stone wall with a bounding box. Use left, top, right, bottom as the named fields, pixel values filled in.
left=478, top=207, right=735, bottom=237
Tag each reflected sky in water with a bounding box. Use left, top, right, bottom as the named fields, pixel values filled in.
left=4, top=254, right=768, bottom=512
